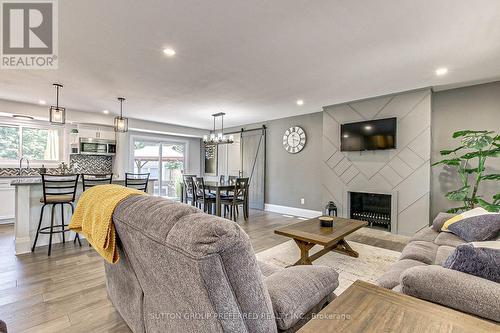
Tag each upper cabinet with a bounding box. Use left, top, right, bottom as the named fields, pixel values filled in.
left=77, top=127, right=116, bottom=141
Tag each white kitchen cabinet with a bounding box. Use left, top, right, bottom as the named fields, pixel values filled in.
left=0, top=179, right=15, bottom=224
left=77, top=128, right=115, bottom=141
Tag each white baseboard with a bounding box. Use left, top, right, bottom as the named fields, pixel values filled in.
left=264, top=203, right=322, bottom=219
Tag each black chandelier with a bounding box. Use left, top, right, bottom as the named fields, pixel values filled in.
left=203, top=112, right=234, bottom=145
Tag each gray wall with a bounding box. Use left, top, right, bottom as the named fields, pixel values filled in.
left=229, top=112, right=324, bottom=211
left=431, top=81, right=500, bottom=217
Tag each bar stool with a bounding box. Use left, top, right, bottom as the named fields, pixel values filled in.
left=82, top=173, right=113, bottom=191
left=125, top=173, right=150, bottom=192
left=32, top=174, right=80, bottom=256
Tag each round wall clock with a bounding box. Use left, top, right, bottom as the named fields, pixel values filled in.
left=283, top=126, right=306, bottom=154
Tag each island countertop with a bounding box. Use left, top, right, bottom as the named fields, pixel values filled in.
left=10, top=177, right=158, bottom=186
left=13, top=177, right=156, bottom=255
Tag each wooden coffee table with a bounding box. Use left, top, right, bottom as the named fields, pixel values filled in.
left=298, top=280, right=498, bottom=333
left=274, top=217, right=368, bottom=265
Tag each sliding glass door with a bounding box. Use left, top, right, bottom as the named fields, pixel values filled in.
left=132, top=140, right=185, bottom=199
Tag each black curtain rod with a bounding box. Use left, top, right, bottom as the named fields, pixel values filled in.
left=224, top=125, right=266, bottom=135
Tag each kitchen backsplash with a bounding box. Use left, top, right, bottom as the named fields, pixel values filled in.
left=0, top=155, right=113, bottom=177
left=70, top=155, right=113, bottom=174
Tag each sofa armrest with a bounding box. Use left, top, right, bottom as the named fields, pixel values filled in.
left=400, top=265, right=500, bottom=322
left=264, top=265, right=339, bottom=331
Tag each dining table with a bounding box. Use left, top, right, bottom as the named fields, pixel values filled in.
left=181, top=180, right=248, bottom=217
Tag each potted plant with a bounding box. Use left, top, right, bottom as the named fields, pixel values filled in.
left=432, top=130, right=500, bottom=213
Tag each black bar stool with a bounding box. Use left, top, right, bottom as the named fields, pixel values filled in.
left=32, top=174, right=80, bottom=256
left=125, top=173, right=150, bottom=192
left=82, top=173, right=113, bottom=191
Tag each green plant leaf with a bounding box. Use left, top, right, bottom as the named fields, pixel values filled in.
left=460, top=149, right=500, bottom=159
left=445, top=186, right=470, bottom=201
left=446, top=206, right=468, bottom=214
left=464, top=166, right=484, bottom=174
left=452, top=130, right=490, bottom=138
left=494, top=135, right=500, bottom=141
left=461, top=135, right=493, bottom=150
left=494, top=193, right=500, bottom=201
left=432, top=158, right=461, bottom=167
left=480, top=174, right=500, bottom=180
left=477, top=198, right=500, bottom=212
left=439, top=146, right=464, bottom=156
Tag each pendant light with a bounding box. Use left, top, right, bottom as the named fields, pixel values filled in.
left=49, top=83, right=66, bottom=124
left=202, top=112, right=234, bottom=145
left=114, top=97, right=128, bottom=132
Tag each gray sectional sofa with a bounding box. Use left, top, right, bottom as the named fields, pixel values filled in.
left=104, top=196, right=339, bottom=333
left=376, top=213, right=500, bottom=322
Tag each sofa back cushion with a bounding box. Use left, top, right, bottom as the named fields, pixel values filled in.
left=106, top=195, right=277, bottom=333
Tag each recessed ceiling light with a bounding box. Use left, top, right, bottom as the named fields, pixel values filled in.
left=296, top=99, right=304, bottom=106
left=163, top=48, right=176, bottom=57
left=435, top=67, right=448, bottom=76
left=364, top=125, right=372, bottom=130
left=102, top=110, right=109, bottom=114
left=38, top=100, right=46, bottom=105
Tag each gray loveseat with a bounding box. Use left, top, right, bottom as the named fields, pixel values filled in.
left=376, top=213, right=500, bottom=322
left=104, top=196, right=339, bottom=333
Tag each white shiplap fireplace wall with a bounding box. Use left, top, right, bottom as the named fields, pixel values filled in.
left=322, top=88, right=431, bottom=235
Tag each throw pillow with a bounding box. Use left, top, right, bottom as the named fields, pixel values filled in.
left=443, top=242, right=500, bottom=283
left=441, top=207, right=491, bottom=232
left=431, top=212, right=456, bottom=231
left=447, top=213, right=500, bottom=242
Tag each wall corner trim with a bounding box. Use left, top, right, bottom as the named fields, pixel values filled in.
left=264, top=203, right=322, bottom=218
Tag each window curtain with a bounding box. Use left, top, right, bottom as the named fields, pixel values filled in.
left=44, top=129, right=59, bottom=160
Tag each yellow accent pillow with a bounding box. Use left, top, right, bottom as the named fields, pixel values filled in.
left=441, top=207, right=490, bottom=232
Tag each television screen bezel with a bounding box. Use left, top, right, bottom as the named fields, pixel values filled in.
left=340, top=117, right=397, bottom=152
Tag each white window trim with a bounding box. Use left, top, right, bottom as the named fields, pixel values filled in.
left=0, top=122, right=64, bottom=167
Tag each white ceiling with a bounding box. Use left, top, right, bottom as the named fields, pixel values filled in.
left=1, top=0, right=500, bottom=129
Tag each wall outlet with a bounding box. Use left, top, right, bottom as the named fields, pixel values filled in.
left=300, top=198, right=305, bottom=205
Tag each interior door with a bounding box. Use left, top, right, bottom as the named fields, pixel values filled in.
left=241, top=129, right=265, bottom=210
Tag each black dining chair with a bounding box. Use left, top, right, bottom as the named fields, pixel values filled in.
left=194, top=177, right=216, bottom=214
left=32, top=174, right=80, bottom=256
left=182, top=174, right=196, bottom=206
left=125, top=173, right=150, bottom=192
left=221, top=178, right=249, bottom=222
left=81, top=173, right=113, bottom=191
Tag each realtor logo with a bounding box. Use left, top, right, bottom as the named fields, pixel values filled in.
left=1, top=0, right=58, bottom=69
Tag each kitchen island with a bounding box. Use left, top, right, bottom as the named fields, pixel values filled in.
left=12, top=177, right=155, bottom=255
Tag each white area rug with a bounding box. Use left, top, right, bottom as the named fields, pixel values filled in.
left=256, top=240, right=401, bottom=295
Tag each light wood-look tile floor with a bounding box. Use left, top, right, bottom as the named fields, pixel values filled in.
left=0, top=210, right=403, bottom=332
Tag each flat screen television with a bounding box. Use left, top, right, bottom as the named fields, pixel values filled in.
left=340, top=117, right=397, bottom=151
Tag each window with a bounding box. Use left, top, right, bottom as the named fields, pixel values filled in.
left=0, top=124, right=60, bottom=161
left=132, top=138, right=186, bottom=198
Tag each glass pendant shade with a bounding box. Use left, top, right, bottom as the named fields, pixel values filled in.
left=114, top=116, right=128, bottom=133
left=114, top=97, right=128, bottom=132
left=49, top=106, right=65, bottom=124
left=49, top=83, right=65, bottom=124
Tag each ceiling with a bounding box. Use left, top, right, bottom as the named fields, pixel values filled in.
left=1, top=0, right=500, bottom=129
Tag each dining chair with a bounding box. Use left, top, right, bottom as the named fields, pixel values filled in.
left=32, top=174, right=80, bottom=256
left=221, top=177, right=249, bottom=222
left=193, top=177, right=216, bottom=214
left=125, top=173, right=150, bottom=192
left=81, top=173, right=113, bottom=191
left=220, top=175, right=226, bottom=183
left=182, top=174, right=196, bottom=206
left=228, top=175, right=238, bottom=185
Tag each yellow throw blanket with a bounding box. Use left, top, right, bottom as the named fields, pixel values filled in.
left=69, top=184, right=146, bottom=264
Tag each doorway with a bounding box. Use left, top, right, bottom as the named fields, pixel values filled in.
left=132, top=140, right=186, bottom=199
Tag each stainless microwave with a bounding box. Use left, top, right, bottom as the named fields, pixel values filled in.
left=79, top=138, right=116, bottom=156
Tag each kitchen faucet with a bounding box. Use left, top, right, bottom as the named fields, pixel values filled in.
left=18, top=157, right=31, bottom=176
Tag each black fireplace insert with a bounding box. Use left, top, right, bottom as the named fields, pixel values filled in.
left=350, top=192, right=391, bottom=231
